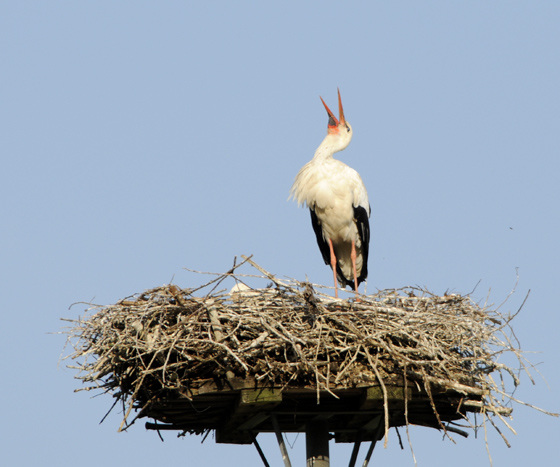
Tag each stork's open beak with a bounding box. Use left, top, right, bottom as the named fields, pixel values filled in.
left=337, top=88, right=345, bottom=125
left=320, top=88, right=345, bottom=129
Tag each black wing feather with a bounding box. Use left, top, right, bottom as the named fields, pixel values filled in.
left=354, top=205, right=370, bottom=285
left=310, top=208, right=331, bottom=266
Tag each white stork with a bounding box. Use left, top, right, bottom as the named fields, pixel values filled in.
left=290, top=89, right=370, bottom=298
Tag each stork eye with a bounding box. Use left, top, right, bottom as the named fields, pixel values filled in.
left=346, top=124, right=350, bottom=132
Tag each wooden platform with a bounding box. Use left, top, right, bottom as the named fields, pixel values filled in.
left=142, top=378, right=480, bottom=444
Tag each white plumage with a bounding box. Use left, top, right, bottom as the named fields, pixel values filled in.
left=290, top=89, right=370, bottom=297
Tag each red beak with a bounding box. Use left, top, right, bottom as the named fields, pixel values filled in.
left=320, top=88, right=345, bottom=129
left=337, top=88, right=345, bottom=125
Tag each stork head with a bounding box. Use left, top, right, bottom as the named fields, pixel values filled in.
left=320, top=88, right=353, bottom=151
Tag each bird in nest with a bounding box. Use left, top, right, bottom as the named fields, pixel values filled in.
left=290, top=89, right=370, bottom=298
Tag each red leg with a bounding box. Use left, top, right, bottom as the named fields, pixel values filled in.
left=327, top=238, right=339, bottom=298
left=351, top=240, right=359, bottom=296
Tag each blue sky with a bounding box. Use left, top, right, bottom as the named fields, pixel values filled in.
left=1, top=2, right=558, bottom=465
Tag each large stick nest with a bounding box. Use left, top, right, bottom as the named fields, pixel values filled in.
left=62, top=257, right=551, bottom=444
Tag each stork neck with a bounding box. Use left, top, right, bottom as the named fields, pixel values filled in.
left=313, top=136, right=337, bottom=161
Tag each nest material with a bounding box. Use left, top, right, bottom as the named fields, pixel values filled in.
left=63, top=257, right=542, bottom=444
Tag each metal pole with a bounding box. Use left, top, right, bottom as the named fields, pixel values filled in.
left=251, top=433, right=271, bottom=467
left=271, top=415, right=292, bottom=467
left=348, top=430, right=363, bottom=467
left=306, top=419, right=330, bottom=467
left=362, top=420, right=385, bottom=467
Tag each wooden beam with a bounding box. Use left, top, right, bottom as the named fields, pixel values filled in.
left=361, top=385, right=412, bottom=409
left=216, top=388, right=282, bottom=444
left=336, top=386, right=392, bottom=443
